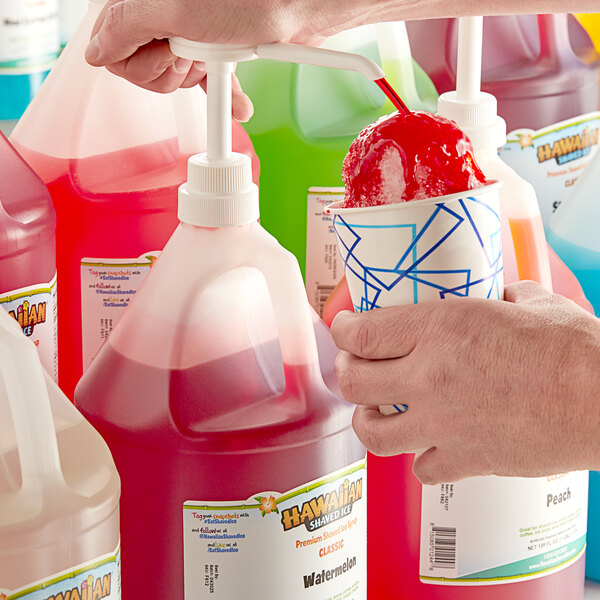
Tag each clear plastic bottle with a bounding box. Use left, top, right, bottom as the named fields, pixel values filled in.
left=547, top=150, right=600, bottom=311
left=0, top=0, right=59, bottom=120
left=0, top=132, right=57, bottom=379
left=547, top=149, right=600, bottom=582
left=0, top=307, right=120, bottom=599
left=11, top=0, right=258, bottom=399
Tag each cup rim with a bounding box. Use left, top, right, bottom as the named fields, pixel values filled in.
left=325, top=180, right=502, bottom=215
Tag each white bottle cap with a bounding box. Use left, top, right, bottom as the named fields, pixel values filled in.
left=438, top=91, right=507, bottom=152
left=178, top=153, right=259, bottom=227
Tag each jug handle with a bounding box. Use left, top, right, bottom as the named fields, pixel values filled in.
left=537, top=14, right=578, bottom=64
left=0, top=310, right=64, bottom=490
left=246, top=229, right=323, bottom=382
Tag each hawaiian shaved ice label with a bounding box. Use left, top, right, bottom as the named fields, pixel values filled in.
left=342, top=111, right=487, bottom=208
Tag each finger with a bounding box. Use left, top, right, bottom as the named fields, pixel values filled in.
left=331, top=304, right=433, bottom=360
left=335, top=351, right=424, bottom=406
left=504, top=280, right=552, bottom=304
left=105, top=40, right=190, bottom=87
left=352, top=405, right=433, bottom=456
left=180, top=62, right=207, bottom=88
left=108, top=57, right=192, bottom=94
left=413, top=447, right=474, bottom=485
left=232, top=74, right=254, bottom=122
left=198, top=72, right=254, bottom=121
left=86, top=0, right=170, bottom=67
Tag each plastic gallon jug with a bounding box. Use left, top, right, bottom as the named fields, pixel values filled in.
left=236, top=22, right=438, bottom=314
left=74, top=40, right=377, bottom=598
left=548, top=149, right=600, bottom=311
left=0, top=132, right=57, bottom=380
left=406, top=14, right=600, bottom=228
left=0, top=0, right=59, bottom=120
left=325, top=17, right=589, bottom=599
left=546, top=149, right=600, bottom=582
left=437, top=17, right=552, bottom=292
left=0, top=306, right=120, bottom=599
left=11, top=0, right=258, bottom=400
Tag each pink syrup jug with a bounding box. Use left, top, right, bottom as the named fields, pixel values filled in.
left=406, top=14, right=600, bottom=228
left=74, top=40, right=385, bottom=598
left=325, top=16, right=590, bottom=600
left=0, top=132, right=57, bottom=380
left=10, top=0, right=258, bottom=400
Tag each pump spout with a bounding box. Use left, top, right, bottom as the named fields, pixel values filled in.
left=255, top=42, right=385, bottom=81
left=169, top=39, right=385, bottom=82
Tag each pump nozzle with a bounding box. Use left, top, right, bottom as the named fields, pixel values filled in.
left=437, top=16, right=506, bottom=152
left=168, top=39, right=388, bottom=228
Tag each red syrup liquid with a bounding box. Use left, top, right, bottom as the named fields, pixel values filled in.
left=14, top=131, right=259, bottom=401
left=75, top=341, right=365, bottom=598
left=13, top=140, right=187, bottom=400
left=341, top=110, right=487, bottom=208
left=375, top=76, right=411, bottom=115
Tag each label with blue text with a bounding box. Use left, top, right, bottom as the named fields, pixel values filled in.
left=80, top=253, right=160, bottom=370
left=184, top=459, right=366, bottom=599
left=0, top=0, right=59, bottom=73
left=500, top=112, right=600, bottom=227
left=420, top=472, right=587, bottom=585
left=0, top=275, right=57, bottom=381
left=0, top=544, right=120, bottom=600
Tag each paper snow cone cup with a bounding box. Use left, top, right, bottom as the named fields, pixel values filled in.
left=327, top=181, right=503, bottom=415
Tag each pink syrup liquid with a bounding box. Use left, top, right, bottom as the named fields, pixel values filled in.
left=0, top=133, right=55, bottom=298
left=75, top=341, right=364, bottom=598
left=14, top=137, right=259, bottom=400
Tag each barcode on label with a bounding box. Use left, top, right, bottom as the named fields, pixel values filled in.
left=430, top=526, right=456, bottom=569
left=316, top=284, right=335, bottom=317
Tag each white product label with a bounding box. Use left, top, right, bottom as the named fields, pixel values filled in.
left=500, top=112, right=600, bottom=227
left=80, top=253, right=159, bottom=370
left=306, top=187, right=345, bottom=316
left=183, top=459, right=366, bottom=599
left=0, top=543, right=120, bottom=600
left=0, top=275, right=57, bottom=381
left=0, top=0, right=59, bottom=73
left=420, top=472, right=588, bottom=585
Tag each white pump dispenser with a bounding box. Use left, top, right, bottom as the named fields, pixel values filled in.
left=169, top=40, right=385, bottom=228
left=437, top=17, right=553, bottom=290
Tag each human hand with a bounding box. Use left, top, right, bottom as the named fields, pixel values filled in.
left=84, top=0, right=383, bottom=120
left=331, top=281, right=600, bottom=484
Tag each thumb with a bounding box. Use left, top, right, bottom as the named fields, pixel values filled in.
left=330, top=304, right=432, bottom=360
left=504, top=280, right=553, bottom=305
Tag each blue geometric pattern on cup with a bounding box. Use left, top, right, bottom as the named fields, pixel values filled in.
left=333, top=197, right=503, bottom=313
